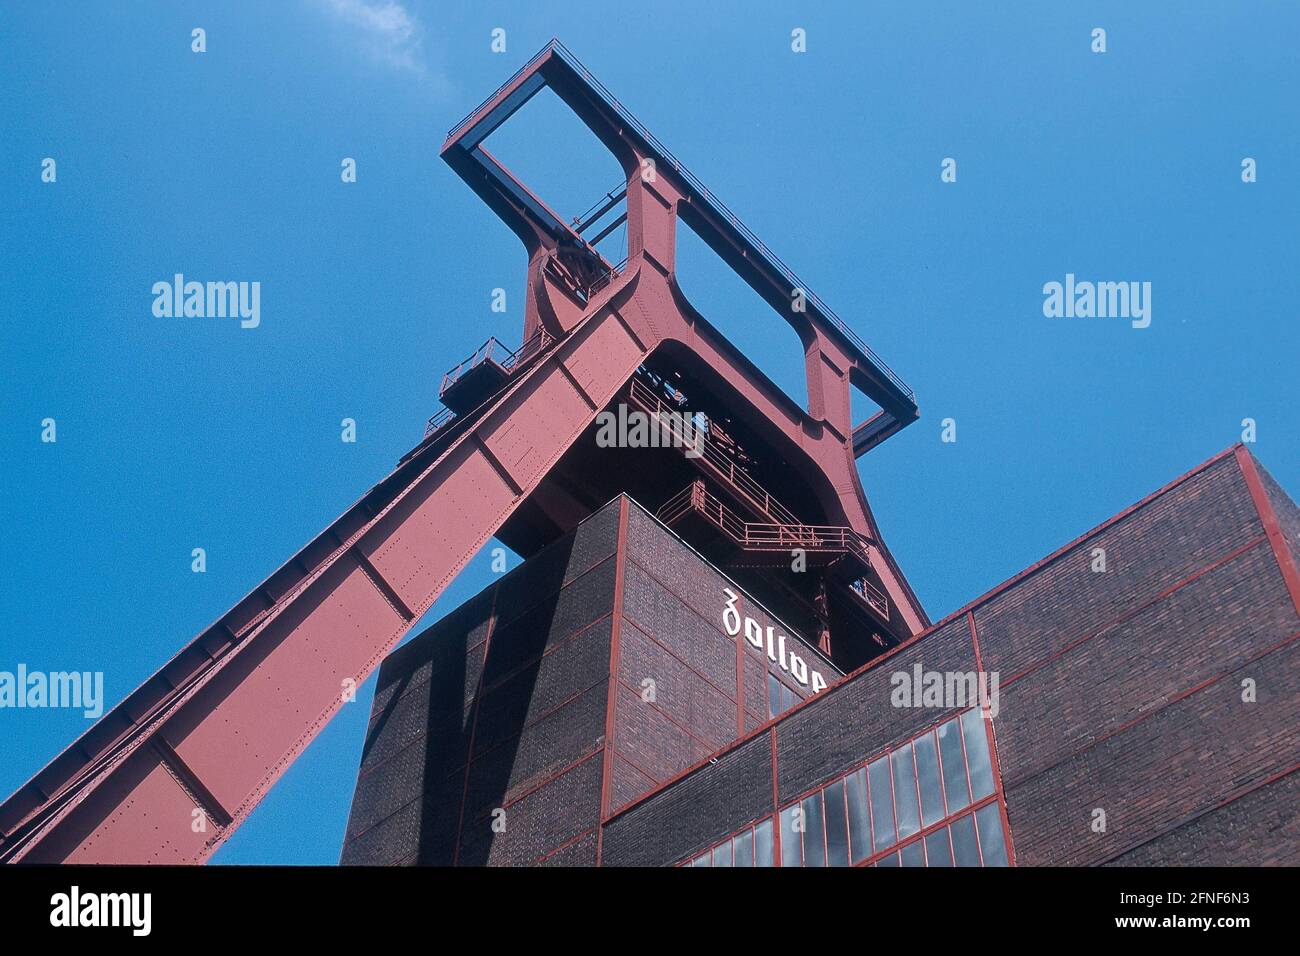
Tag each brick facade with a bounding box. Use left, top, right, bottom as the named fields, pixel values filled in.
left=341, top=495, right=836, bottom=865
left=346, top=446, right=1300, bottom=866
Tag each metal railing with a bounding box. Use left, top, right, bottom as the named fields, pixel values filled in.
left=627, top=375, right=801, bottom=528
left=850, top=577, right=890, bottom=619
left=655, top=482, right=700, bottom=528
left=423, top=406, right=455, bottom=439
left=657, top=480, right=889, bottom=620
left=444, top=39, right=915, bottom=406
left=572, top=182, right=628, bottom=232
left=446, top=43, right=555, bottom=143
left=667, top=480, right=874, bottom=562
left=440, top=327, right=554, bottom=398
left=588, top=255, right=628, bottom=296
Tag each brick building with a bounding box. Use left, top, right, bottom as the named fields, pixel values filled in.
left=341, top=445, right=1300, bottom=866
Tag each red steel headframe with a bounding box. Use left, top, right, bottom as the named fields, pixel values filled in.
left=0, top=39, right=925, bottom=863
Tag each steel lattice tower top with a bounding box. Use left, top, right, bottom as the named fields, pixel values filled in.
left=0, top=39, right=926, bottom=864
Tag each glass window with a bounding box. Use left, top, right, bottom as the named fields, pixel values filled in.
left=733, top=827, right=754, bottom=867
left=767, top=673, right=780, bottom=718
left=780, top=683, right=797, bottom=713
left=961, top=708, right=995, bottom=801
left=937, top=718, right=971, bottom=814
left=914, top=730, right=945, bottom=826
left=753, top=716, right=1014, bottom=869
left=975, top=803, right=1009, bottom=867
left=950, top=812, right=981, bottom=867
left=846, top=768, right=872, bottom=863
left=899, top=839, right=925, bottom=867
left=755, top=818, right=775, bottom=867
left=924, top=827, right=953, bottom=866
left=823, top=779, right=850, bottom=867
left=868, top=755, right=895, bottom=851
left=690, top=853, right=709, bottom=867
left=801, top=791, right=826, bottom=867
left=713, top=841, right=732, bottom=866
left=891, top=742, right=921, bottom=840
left=779, top=805, right=802, bottom=867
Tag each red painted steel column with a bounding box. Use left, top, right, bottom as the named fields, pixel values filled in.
left=1236, top=445, right=1300, bottom=619
left=1, top=306, right=651, bottom=865
left=595, top=496, right=630, bottom=865
left=967, top=611, right=1017, bottom=866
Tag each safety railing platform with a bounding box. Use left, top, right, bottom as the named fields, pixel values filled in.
left=438, top=328, right=554, bottom=415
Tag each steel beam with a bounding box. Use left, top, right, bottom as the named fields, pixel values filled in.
left=0, top=298, right=650, bottom=863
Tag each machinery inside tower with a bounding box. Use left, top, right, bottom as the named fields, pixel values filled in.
left=433, top=332, right=905, bottom=671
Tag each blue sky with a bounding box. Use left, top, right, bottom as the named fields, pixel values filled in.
left=1, top=1, right=1295, bottom=864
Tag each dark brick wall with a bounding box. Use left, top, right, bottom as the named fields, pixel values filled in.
left=340, top=498, right=621, bottom=865
left=341, top=588, right=494, bottom=866
left=601, top=732, right=774, bottom=867
left=601, top=449, right=1300, bottom=867
left=603, top=616, right=979, bottom=865
left=341, top=494, right=838, bottom=864
left=609, top=503, right=837, bottom=812
left=775, top=616, right=974, bottom=804
left=972, top=456, right=1265, bottom=681
left=988, top=451, right=1300, bottom=866
left=1257, top=459, right=1300, bottom=574
left=992, top=542, right=1295, bottom=785
left=344, top=449, right=1298, bottom=866
left=1005, top=638, right=1299, bottom=865
left=1106, top=770, right=1299, bottom=867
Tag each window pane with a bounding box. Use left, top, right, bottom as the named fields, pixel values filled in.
left=846, top=768, right=872, bottom=863
left=975, top=804, right=1009, bottom=867
left=868, top=755, right=896, bottom=851
left=891, top=742, right=921, bottom=840
left=924, top=827, right=953, bottom=866
left=899, top=839, right=925, bottom=867
left=779, top=805, right=802, bottom=867
left=937, top=718, right=971, bottom=814
left=781, top=684, right=797, bottom=712
left=823, top=780, right=850, bottom=867
left=767, top=673, right=780, bottom=718
left=950, top=813, right=981, bottom=867
left=961, top=708, right=995, bottom=800
left=876, top=852, right=899, bottom=867
left=914, top=731, right=945, bottom=826
left=733, top=828, right=754, bottom=867
left=755, top=818, right=775, bottom=867
left=713, top=841, right=732, bottom=866
left=801, top=791, right=827, bottom=867
left=690, top=853, right=709, bottom=867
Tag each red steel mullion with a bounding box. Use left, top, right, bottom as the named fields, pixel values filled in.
left=931, top=726, right=950, bottom=821
left=967, top=610, right=1016, bottom=866
left=770, top=727, right=781, bottom=868
left=864, top=759, right=876, bottom=861
left=839, top=771, right=850, bottom=866
left=972, top=799, right=986, bottom=867
left=820, top=787, right=828, bottom=867
left=906, top=738, right=924, bottom=853
left=956, top=708, right=976, bottom=809
left=856, top=795, right=999, bottom=868
left=886, top=744, right=899, bottom=852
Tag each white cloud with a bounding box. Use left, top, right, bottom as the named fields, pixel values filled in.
left=317, top=0, right=435, bottom=81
